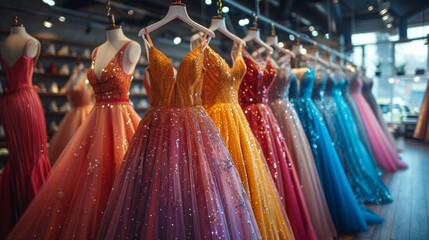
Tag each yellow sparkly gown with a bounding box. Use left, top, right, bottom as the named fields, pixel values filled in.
left=203, top=44, right=295, bottom=240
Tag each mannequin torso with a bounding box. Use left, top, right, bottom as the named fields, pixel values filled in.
left=0, top=26, right=40, bottom=67
left=92, top=28, right=141, bottom=79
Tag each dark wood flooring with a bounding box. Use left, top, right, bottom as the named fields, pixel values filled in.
left=341, top=139, right=429, bottom=240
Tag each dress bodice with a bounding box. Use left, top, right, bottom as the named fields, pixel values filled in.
left=312, top=71, right=328, bottom=100
left=269, top=63, right=292, bottom=100
left=87, top=42, right=133, bottom=102
left=67, top=81, right=93, bottom=107
left=362, top=77, right=373, bottom=95
left=203, top=45, right=246, bottom=106
left=350, top=76, right=363, bottom=95
left=0, top=55, right=36, bottom=93
left=146, top=43, right=205, bottom=107
left=290, top=68, right=315, bottom=99
left=239, top=53, right=277, bottom=105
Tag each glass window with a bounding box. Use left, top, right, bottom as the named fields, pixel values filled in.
left=352, top=46, right=363, bottom=67
left=395, top=39, right=428, bottom=75
left=352, top=32, right=377, bottom=45
left=407, top=24, right=429, bottom=39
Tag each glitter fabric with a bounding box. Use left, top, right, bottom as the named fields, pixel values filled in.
left=0, top=51, right=51, bottom=238
left=202, top=44, right=295, bottom=240
left=312, top=71, right=392, bottom=204
left=239, top=51, right=316, bottom=240
left=7, top=41, right=141, bottom=239
left=268, top=63, right=336, bottom=239
left=290, top=68, right=383, bottom=235
left=349, top=76, right=407, bottom=171
left=97, top=38, right=261, bottom=239
left=414, top=82, right=429, bottom=141
left=48, top=71, right=94, bottom=164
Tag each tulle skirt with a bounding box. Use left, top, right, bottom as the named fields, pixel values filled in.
left=7, top=101, right=140, bottom=239
left=98, top=106, right=261, bottom=240
left=241, top=102, right=316, bottom=240
left=269, top=98, right=336, bottom=239
left=206, top=102, right=295, bottom=240
left=0, top=86, right=51, bottom=238
left=48, top=103, right=94, bottom=164
left=414, top=83, right=429, bottom=141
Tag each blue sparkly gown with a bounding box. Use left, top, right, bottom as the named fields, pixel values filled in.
left=312, top=73, right=392, bottom=204
left=290, top=67, right=383, bottom=235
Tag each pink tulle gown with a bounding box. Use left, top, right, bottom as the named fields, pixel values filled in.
left=0, top=52, right=51, bottom=238
left=97, top=37, right=261, bottom=239
left=269, top=62, right=337, bottom=239
left=7, top=41, right=141, bottom=239
left=350, top=76, right=407, bottom=172
left=239, top=51, right=316, bottom=240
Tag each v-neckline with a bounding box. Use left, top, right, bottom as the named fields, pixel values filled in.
left=92, top=41, right=130, bottom=81
left=242, top=48, right=270, bottom=70
left=206, top=45, right=242, bottom=74
left=0, top=54, right=33, bottom=71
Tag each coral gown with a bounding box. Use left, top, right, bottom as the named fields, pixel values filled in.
left=239, top=52, right=316, bottom=240
left=7, top=41, right=141, bottom=239
left=290, top=68, right=382, bottom=235
left=414, top=81, right=429, bottom=141
left=48, top=67, right=94, bottom=164
left=0, top=51, right=51, bottom=238
left=269, top=63, right=336, bottom=239
left=312, top=74, right=392, bottom=204
left=97, top=38, right=261, bottom=239
left=202, top=45, right=294, bottom=240
left=350, top=76, right=407, bottom=172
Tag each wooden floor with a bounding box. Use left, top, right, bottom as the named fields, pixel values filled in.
left=341, top=139, right=429, bottom=240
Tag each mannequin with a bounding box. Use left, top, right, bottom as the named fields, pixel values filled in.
left=92, top=17, right=141, bottom=79
left=0, top=16, right=40, bottom=67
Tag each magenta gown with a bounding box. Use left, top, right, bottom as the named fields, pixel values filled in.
left=239, top=52, right=316, bottom=240
left=350, top=76, right=407, bottom=172
left=0, top=53, right=51, bottom=238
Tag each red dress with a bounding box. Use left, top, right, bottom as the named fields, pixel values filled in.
left=0, top=53, right=51, bottom=238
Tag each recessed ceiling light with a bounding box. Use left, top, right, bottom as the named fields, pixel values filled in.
left=222, top=6, right=229, bottom=13
left=368, top=5, right=374, bottom=11
left=58, top=16, right=66, bottom=22
left=173, top=37, right=181, bottom=45
left=205, top=0, right=212, bottom=5
left=43, top=20, right=53, bottom=28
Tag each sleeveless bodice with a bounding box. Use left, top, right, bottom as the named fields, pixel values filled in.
left=239, top=53, right=276, bottom=105
left=350, top=76, right=363, bottom=94
left=0, top=55, right=35, bottom=93
left=329, top=77, right=346, bottom=97
left=269, top=63, right=292, bottom=100
left=290, top=68, right=315, bottom=99
left=312, top=72, right=328, bottom=100
left=362, top=78, right=373, bottom=94
left=202, top=45, right=246, bottom=106
left=67, top=83, right=92, bottom=107
left=87, top=42, right=132, bottom=102
left=147, top=44, right=205, bottom=107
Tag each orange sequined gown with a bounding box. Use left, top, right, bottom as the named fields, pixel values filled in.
left=97, top=38, right=261, bottom=239
left=202, top=45, right=294, bottom=240
left=7, top=41, right=141, bottom=239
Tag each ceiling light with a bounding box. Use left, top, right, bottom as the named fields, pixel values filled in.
left=222, top=6, right=229, bottom=13
left=325, top=33, right=330, bottom=39
left=309, top=26, right=315, bottom=31
left=386, top=23, right=392, bottom=28
left=388, top=77, right=395, bottom=84
left=58, top=16, right=66, bottom=22
left=379, top=8, right=388, bottom=15
left=238, top=18, right=249, bottom=26
left=368, top=5, right=374, bottom=11
left=205, top=0, right=212, bottom=5
left=382, top=15, right=389, bottom=21
left=311, top=30, right=319, bottom=37
left=43, top=0, right=55, bottom=6
left=173, top=37, right=181, bottom=45
left=300, top=48, right=307, bottom=55
left=278, top=42, right=285, bottom=48
left=289, top=34, right=295, bottom=41
left=43, top=20, right=53, bottom=28
left=414, top=76, right=420, bottom=82
left=128, top=10, right=134, bottom=15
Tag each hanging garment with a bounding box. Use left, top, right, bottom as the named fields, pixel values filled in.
left=269, top=62, right=336, bottom=239
left=290, top=68, right=383, bottom=235
left=239, top=51, right=316, bottom=240
left=414, top=82, right=429, bottom=141
left=97, top=37, right=261, bottom=240
left=7, top=41, right=141, bottom=239
left=350, top=76, right=407, bottom=172
left=312, top=73, right=392, bottom=204
left=202, top=44, right=295, bottom=240
left=0, top=50, right=51, bottom=239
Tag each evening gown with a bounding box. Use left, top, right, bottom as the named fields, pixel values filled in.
left=362, top=77, right=397, bottom=148
left=414, top=82, right=429, bottom=141
left=97, top=37, right=261, bottom=239
left=239, top=52, right=316, bottom=240
left=0, top=51, right=51, bottom=238
left=269, top=63, right=336, bottom=239
left=350, top=76, right=407, bottom=172
left=48, top=66, right=94, bottom=164
left=7, top=41, right=141, bottom=239
left=202, top=44, right=294, bottom=239
left=290, top=68, right=382, bottom=235
left=312, top=74, right=392, bottom=204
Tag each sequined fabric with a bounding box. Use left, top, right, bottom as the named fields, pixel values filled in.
left=414, top=83, right=429, bottom=141
left=202, top=45, right=295, bottom=240
left=239, top=52, right=316, bottom=240
left=290, top=68, right=382, bottom=235
left=97, top=42, right=261, bottom=239
left=269, top=63, right=336, bottom=239
left=7, top=41, right=141, bottom=239
left=350, top=76, right=407, bottom=171
left=312, top=73, right=392, bottom=204
left=0, top=53, right=51, bottom=238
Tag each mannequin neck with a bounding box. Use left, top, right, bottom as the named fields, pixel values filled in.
left=105, top=28, right=127, bottom=43
left=10, top=26, right=27, bottom=35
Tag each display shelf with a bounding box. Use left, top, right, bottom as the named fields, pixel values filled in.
left=39, top=53, right=91, bottom=62
left=38, top=92, right=67, bottom=97
left=34, top=72, right=70, bottom=79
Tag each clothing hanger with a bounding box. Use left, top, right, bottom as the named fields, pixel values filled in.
left=105, top=0, right=120, bottom=30
left=242, top=16, right=273, bottom=53
left=138, top=0, right=215, bottom=38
